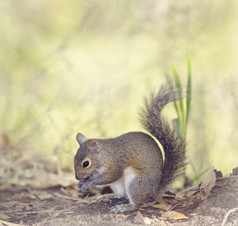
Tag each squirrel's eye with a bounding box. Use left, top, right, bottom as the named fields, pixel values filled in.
left=82, top=159, right=91, bottom=168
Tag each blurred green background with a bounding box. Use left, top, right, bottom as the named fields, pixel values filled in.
left=1, top=0, right=238, bottom=184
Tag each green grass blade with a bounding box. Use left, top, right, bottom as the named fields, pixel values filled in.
left=190, top=162, right=198, bottom=176
left=190, top=167, right=211, bottom=183
left=186, top=53, right=192, bottom=125
left=165, top=73, right=172, bottom=86
left=172, top=64, right=185, bottom=132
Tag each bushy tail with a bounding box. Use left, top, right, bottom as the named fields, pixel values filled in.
left=140, top=84, right=186, bottom=189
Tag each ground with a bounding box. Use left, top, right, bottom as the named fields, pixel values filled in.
left=0, top=170, right=238, bottom=226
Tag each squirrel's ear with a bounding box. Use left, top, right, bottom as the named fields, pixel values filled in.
left=76, top=132, right=87, bottom=145
left=86, top=139, right=99, bottom=154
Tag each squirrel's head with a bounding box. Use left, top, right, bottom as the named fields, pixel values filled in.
left=74, top=132, right=101, bottom=182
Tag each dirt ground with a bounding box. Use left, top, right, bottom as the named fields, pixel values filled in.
left=0, top=171, right=238, bottom=226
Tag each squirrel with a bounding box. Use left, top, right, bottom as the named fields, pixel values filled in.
left=74, top=83, right=186, bottom=213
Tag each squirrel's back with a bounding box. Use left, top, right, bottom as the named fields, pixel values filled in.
left=95, top=132, right=163, bottom=176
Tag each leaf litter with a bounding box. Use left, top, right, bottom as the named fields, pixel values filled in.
left=0, top=167, right=238, bottom=225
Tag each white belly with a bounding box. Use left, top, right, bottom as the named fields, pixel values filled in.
left=111, top=166, right=136, bottom=204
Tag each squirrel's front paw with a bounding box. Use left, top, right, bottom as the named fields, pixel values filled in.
left=111, top=204, right=136, bottom=213
left=94, top=195, right=111, bottom=203
left=77, top=180, right=93, bottom=193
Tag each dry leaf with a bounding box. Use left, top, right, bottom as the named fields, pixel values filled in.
left=135, top=211, right=151, bottom=225
left=25, top=205, right=33, bottom=211
left=60, top=187, right=70, bottom=196
left=1, top=201, right=22, bottom=209
left=0, top=220, right=24, bottom=226
left=170, top=212, right=189, bottom=220
left=36, top=192, right=53, bottom=200
left=186, top=189, right=199, bottom=198
left=11, top=194, right=24, bottom=200
left=161, top=210, right=189, bottom=220
left=0, top=214, right=11, bottom=220
left=200, top=169, right=216, bottom=195
left=156, top=198, right=167, bottom=204
left=151, top=203, right=172, bottom=211
left=135, top=211, right=144, bottom=224
left=0, top=183, right=12, bottom=190
left=190, top=213, right=198, bottom=216
left=174, top=193, right=186, bottom=200
left=45, top=207, right=56, bottom=212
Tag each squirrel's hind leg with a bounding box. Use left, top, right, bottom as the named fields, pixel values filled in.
left=110, top=176, right=158, bottom=213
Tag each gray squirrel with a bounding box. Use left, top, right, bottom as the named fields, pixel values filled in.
left=74, top=84, right=186, bottom=212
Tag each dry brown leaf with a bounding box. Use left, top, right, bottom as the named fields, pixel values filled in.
left=135, top=211, right=151, bottom=225
left=36, top=192, right=53, bottom=200
left=151, top=203, right=172, bottom=211
left=170, top=212, right=189, bottom=220
left=0, top=183, right=12, bottom=190
left=28, top=194, right=37, bottom=200
left=154, top=185, right=209, bottom=211
left=135, top=211, right=144, bottom=224
left=190, top=213, right=198, bottom=216
left=156, top=198, right=168, bottom=204
left=161, top=210, right=189, bottom=220
left=186, top=189, right=199, bottom=198
left=200, top=169, right=216, bottom=195
left=60, top=187, right=81, bottom=199
left=60, top=187, right=71, bottom=196
left=25, top=205, right=33, bottom=211
left=174, top=193, right=187, bottom=200
left=45, top=207, right=56, bottom=212
left=0, top=213, right=11, bottom=220
left=0, top=201, right=23, bottom=209
left=11, top=194, right=24, bottom=200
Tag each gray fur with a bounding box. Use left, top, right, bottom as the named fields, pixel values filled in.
left=74, top=83, right=186, bottom=211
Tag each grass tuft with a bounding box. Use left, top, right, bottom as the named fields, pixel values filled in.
left=166, top=53, right=192, bottom=140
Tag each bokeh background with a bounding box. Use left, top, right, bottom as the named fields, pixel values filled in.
left=1, top=0, right=238, bottom=185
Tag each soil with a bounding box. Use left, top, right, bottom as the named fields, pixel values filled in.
left=0, top=174, right=238, bottom=226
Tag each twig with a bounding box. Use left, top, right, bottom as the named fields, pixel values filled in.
left=221, top=207, right=238, bottom=226
left=11, top=209, right=57, bottom=215
left=2, top=207, right=75, bottom=216
left=0, top=220, right=24, bottom=226
left=54, top=192, right=90, bottom=203
left=0, top=206, right=76, bottom=216
left=54, top=192, right=80, bottom=201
